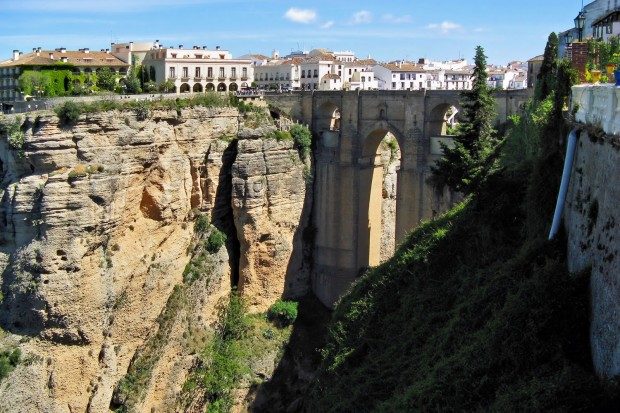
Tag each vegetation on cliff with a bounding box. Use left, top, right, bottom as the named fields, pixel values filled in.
left=305, top=40, right=619, bottom=411
left=181, top=292, right=293, bottom=413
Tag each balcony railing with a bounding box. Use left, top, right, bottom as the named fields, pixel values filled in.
left=205, top=76, right=214, bottom=81
left=181, top=76, right=190, bottom=81
left=230, top=76, right=237, bottom=80
left=168, top=76, right=178, bottom=80
left=194, top=77, right=203, bottom=81
left=218, top=76, right=226, bottom=81
left=241, top=76, right=249, bottom=81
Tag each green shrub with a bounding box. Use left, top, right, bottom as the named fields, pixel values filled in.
left=290, top=124, right=312, bottom=161
left=5, top=117, right=25, bottom=151
left=0, top=348, right=21, bottom=382
left=134, top=100, right=150, bottom=121
left=55, top=101, right=81, bottom=125
left=267, top=300, right=298, bottom=327
left=268, top=130, right=292, bottom=141
left=195, top=214, right=210, bottom=234
left=206, top=229, right=227, bottom=254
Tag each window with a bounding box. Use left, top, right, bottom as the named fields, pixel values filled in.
left=314, top=69, right=318, bottom=78
left=171, top=53, right=177, bottom=58
left=242, top=67, right=247, bottom=78
left=301, top=70, right=306, bottom=78
left=401, top=82, right=405, bottom=89
left=349, top=69, right=352, bottom=75
left=182, top=67, right=188, bottom=78
left=362, top=76, right=366, bottom=82
left=207, top=67, right=213, bottom=78
left=231, top=67, right=237, bottom=78
left=401, top=73, right=406, bottom=80
left=169, top=67, right=176, bottom=78
left=392, top=82, right=396, bottom=88
left=195, top=67, right=201, bottom=77
left=219, top=67, right=225, bottom=78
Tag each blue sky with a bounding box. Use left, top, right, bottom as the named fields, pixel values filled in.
left=0, top=0, right=588, bottom=64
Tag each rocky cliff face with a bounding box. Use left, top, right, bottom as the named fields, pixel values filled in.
left=0, top=106, right=311, bottom=412
left=565, top=131, right=619, bottom=379
left=232, top=130, right=311, bottom=312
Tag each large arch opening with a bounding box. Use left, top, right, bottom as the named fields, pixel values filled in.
left=316, top=101, right=341, bottom=132
left=229, top=83, right=238, bottom=92
left=193, top=83, right=204, bottom=93
left=427, top=103, right=460, bottom=137
left=217, top=83, right=227, bottom=92
left=206, top=83, right=215, bottom=91
left=180, top=83, right=190, bottom=93
left=358, top=128, right=403, bottom=268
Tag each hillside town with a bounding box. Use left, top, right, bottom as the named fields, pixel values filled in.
left=0, top=39, right=532, bottom=106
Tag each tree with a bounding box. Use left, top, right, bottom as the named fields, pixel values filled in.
left=18, top=71, right=49, bottom=97
left=96, top=67, right=117, bottom=91
left=536, top=33, right=559, bottom=101
left=123, top=67, right=142, bottom=94
left=159, top=79, right=175, bottom=93
left=431, top=46, right=496, bottom=194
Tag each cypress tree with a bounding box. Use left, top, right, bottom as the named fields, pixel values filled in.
left=536, top=33, right=559, bottom=101
left=431, top=46, right=496, bottom=194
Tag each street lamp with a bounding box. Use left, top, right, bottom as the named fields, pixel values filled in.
left=574, top=11, right=586, bottom=42
left=565, top=32, right=574, bottom=46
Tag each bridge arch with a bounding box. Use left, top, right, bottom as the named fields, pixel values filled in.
left=316, top=101, right=341, bottom=132
left=426, top=101, right=461, bottom=137
left=358, top=126, right=404, bottom=268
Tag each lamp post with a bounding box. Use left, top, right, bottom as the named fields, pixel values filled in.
left=565, top=32, right=574, bottom=46
left=575, top=11, right=586, bottom=42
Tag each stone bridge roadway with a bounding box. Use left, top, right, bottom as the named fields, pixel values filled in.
left=265, top=89, right=531, bottom=306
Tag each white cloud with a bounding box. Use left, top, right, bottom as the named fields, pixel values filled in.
left=351, top=10, right=372, bottom=24
left=427, top=21, right=462, bottom=34
left=321, top=21, right=335, bottom=29
left=284, top=8, right=317, bottom=24
left=382, top=14, right=412, bottom=24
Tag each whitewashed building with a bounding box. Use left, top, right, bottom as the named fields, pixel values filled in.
left=142, top=45, right=253, bottom=93
left=373, top=62, right=429, bottom=90
left=253, top=58, right=302, bottom=90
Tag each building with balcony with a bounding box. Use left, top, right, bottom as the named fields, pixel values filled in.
left=0, top=47, right=130, bottom=101
left=142, top=45, right=253, bottom=93
left=253, top=58, right=302, bottom=90
left=374, top=62, right=431, bottom=90
left=342, top=60, right=378, bottom=90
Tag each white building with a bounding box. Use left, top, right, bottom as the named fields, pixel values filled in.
left=373, top=62, right=429, bottom=90
left=111, top=40, right=158, bottom=65
left=443, top=69, right=473, bottom=90
left=319, top=74, right=343, bottom=90
left=142, top=45, right=253, bottom=93
left=253, top=58, right=302, bottom=90
left=342, top=60, right=378, bottom=90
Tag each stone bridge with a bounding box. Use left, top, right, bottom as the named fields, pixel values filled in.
left=265, top=89, right=531, bottom=306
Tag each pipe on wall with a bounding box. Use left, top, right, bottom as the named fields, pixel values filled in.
left=549, top=128, right=579, bottom=240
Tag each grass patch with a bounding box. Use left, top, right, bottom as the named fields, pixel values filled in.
left=267, top=300, right=298, bottom=327
left=67, top=164, right=104, bottom=180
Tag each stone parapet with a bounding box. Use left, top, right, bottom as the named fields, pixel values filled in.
left=572, top=84, right=620, bottom=135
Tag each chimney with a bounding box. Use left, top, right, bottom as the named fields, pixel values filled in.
left=60, top=47, right=66, bottom=53
left=129, top=41, right=134, bottom=51
left=106, top=48, right=110, bottom=53
left=61, top=56, right=68, bottom=63
left=83, top=48, right=89, bottom=54
left=179, top=44, right=184, bottom=49
left=216, top=45, right=221, bottom=51
left=32, top=47, right=36, bottom=53
left=12, top=50, right=19, bottom=61
left=49, top=52, right=54, bottom=60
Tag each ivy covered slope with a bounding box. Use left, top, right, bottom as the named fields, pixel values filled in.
left=306, top=42, right=618, bottom=411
